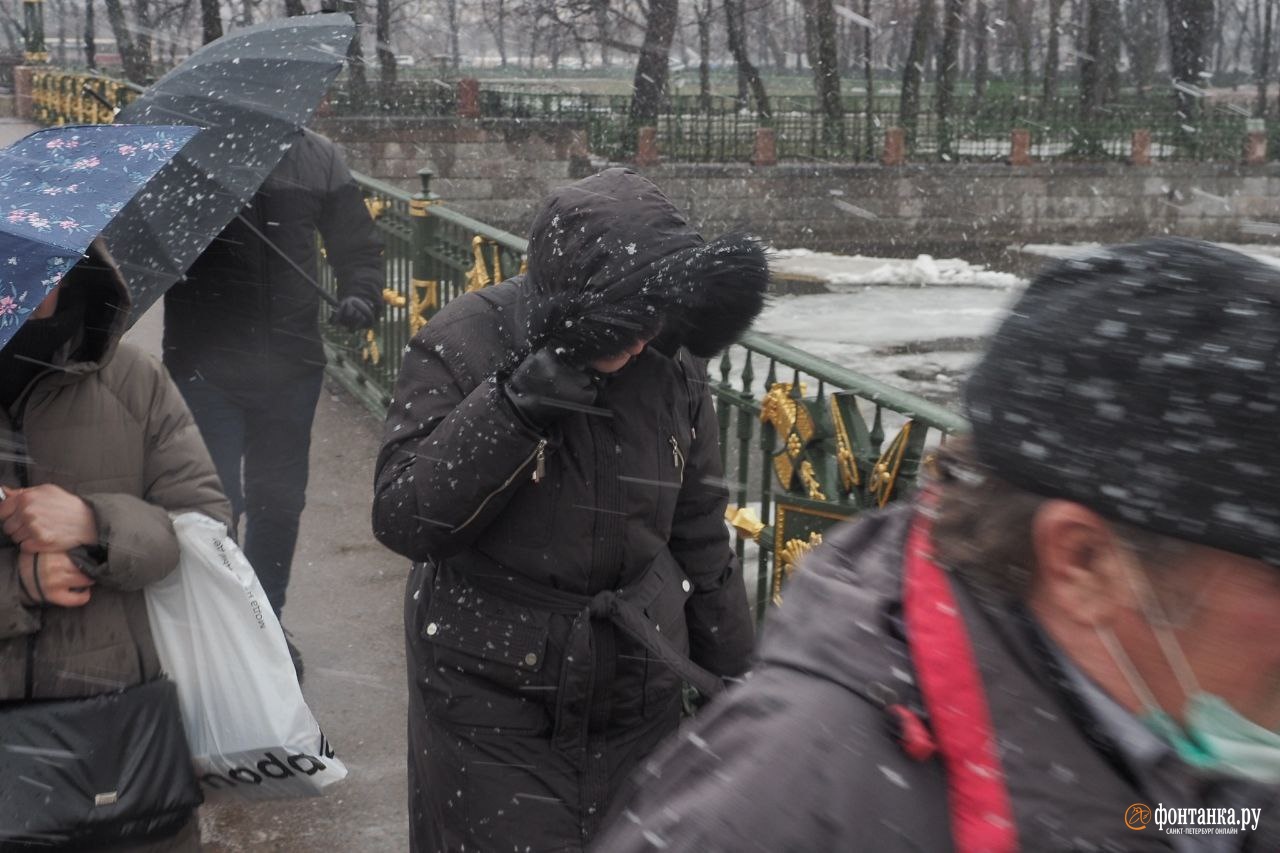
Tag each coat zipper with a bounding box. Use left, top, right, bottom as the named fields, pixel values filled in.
left=669, top=435, right=685, bottom=484
left=453, top=438, right=548, bottom=535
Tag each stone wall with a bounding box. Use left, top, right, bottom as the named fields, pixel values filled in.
left=315, top=116, right=1280, bottom=267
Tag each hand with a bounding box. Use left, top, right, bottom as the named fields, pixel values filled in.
left=332, top=296, right=377, bottom=331
left=504, top=348, right=599, bottom=428
left=0, top=485, right=99, bottom=553
left=18, top=551, right=94, bottom=608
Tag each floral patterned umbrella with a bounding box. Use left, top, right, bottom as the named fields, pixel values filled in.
left=0, top=123, right=197, bottom=351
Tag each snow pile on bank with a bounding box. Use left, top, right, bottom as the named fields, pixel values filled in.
left=772, top=248, right=1024, bottom=290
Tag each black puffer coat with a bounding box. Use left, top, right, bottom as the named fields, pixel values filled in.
left=162, top=130, right=383, bottom=391
left=372, top=169, right=758, bottom=852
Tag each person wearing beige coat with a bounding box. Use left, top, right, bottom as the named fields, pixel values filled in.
left=0, top=241, right=230, bottom=851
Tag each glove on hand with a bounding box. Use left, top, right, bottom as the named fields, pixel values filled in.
left=504, top=348, right=598, bottom=429
left=332, top=296, right=377, bottom=331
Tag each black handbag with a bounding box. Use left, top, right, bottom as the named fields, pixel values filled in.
left=0, top=677, right=202, bottom=851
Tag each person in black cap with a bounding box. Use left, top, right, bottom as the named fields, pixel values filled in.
left=594, top=237, right=1280, bottom=853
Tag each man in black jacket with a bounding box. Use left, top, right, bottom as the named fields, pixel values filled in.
left=164, top=130, right=382, bottom=675
left=595, top=238, right=1280, bottom=852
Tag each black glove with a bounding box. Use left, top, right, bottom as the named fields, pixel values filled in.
left=504, top=348, right=598, bottom=429
left=332, top=296, right=377, bottom=331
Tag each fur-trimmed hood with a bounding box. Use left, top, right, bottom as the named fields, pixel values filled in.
left=522, top=168, right=769, bottom=362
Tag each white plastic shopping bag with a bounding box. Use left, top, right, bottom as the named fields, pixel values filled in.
left=144, top=512, right=348, bottom=801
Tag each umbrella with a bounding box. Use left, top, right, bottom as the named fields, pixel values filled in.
left=0, top=124, right=197, bottom=351
left=102, top=13, right=355, bottom=321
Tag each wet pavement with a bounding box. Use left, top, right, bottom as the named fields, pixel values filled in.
left=126, top=306, right=411, bottom=851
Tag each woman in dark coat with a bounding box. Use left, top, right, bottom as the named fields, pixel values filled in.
left=372, top=168, right=768, bottom=852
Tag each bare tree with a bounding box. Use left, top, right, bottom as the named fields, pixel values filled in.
left=1167, top=0, right=1216, bottom=124
left=481, top=0, right=509, bottom=67
left=285, top=0, right=307, bottom=14
left=800, top=0, right=842, bottom=145
left=1257, top=0, right=1275, bottom=114
left=629, top=0, right=679, bottom=135
left=727, top=0, right=773, bottom=120
left=1043, top=0, right=1064, bottom=102
left=1124, top=0, right=1163, bottom=95
left=971, top=0, right=989, bottom=103
left=85, top=0, right=97, bottom=67
left=899, top=0, right=935, bottom=147
left=935, top=0, right=964, bottom=159
left=200, top=0, right=222, bottom=43
left=376, top=0, right=395, bottom=103
left=695, top=0, right=713, bottom=111
left=103, top=0, right=152, bottom=83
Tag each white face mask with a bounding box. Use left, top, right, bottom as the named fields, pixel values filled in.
left=1097, top=564, right=1280, bottom=785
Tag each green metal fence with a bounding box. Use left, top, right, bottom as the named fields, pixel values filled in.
left=321, top=172, right=967, bottom=619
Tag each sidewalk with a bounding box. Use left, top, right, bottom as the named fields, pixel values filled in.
left=126, top=308, right=411, bottom=850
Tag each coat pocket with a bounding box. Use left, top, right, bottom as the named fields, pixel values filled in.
left=640, top=551, right=693, bottom=719
left=418, top=568, right=552, bottom=734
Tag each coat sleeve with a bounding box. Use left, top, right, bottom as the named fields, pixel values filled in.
left=81, top=351, right=231, bottom=591
left=372, top=315, right=548, bottom=562
left=0, top=548, right=38, bottom=639
left=670, top=355, right=754, bottom=678
left=317, top=141, right=384, bottom=313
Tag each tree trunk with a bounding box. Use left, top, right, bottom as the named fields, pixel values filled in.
left=1080, top=0, right=1105, bottom=132
left=85, top=0, right=96, bottom=68
left=597, top=2, right=610, bottom=67
left=376, top=0, right=395, bottom=105
left=628, top=0, right=679, bottom=140
left=726, top=0, right=774, bottom=120
left=344, top=0, right=369, bottom=106
left=103, top=0, right=150, bottom=83
left=446, top=0, right=460, bottom=69
left=899, top=0, right=935, bottom=148
left=1124, top=0, right=1162, bottom=95
left=799, top=0, right=842, bottom=145
left=935, top=0, right=964, bottom=159
left=1043, top=0, right=1063, bottom=102
left=864, top=0, right=876, bottom=157
left=284, top=0, right=307, bottom=16
left=1259, top=0, right=1274, bottom=115
left=697, top=0, right=712, bottom=112
left=200, top=0, right=222, bottom=44
left=972, top=0, right=989, bottom=103
left=1166, top=0, right=1216, bottom=125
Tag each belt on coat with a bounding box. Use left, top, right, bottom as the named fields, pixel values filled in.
left=465, top=548, right=724, bottom=756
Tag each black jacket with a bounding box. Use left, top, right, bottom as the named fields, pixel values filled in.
left=372, top=168, right=759, bottom=851
left=594, top=505, right=1280, bottom=853
left=162, top=130, right=383, bottom=391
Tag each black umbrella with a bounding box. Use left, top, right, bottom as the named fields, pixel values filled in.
left=102, top=13, right=354, bottom=321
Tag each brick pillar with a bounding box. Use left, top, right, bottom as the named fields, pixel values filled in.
left=1130, top=129, right=1152, bottom=166
left=1009, top=128, right=1032, bottom=166
left=14, top=65, right=33, bottom=121
left=456, top=77, right=480, bottom=119
left=752, top=126, right=777, bottom=167
left=882, top=127, right=906, bottom=166
left=635, top=126, right=659, bottom=167
left=1244, top=129, right=1268, bottom=165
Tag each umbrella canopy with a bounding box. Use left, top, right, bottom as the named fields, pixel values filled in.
left=104, top=13, right=355, bottom=321
left=0, top=124, right=197, bottom=351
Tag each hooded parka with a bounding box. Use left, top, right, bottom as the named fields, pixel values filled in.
left=0, top=243, right=230, bottom=851
left=373, top=169, right=757, bottom=852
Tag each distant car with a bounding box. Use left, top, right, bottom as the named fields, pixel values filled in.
left=396, top=55, right=416, bottom=66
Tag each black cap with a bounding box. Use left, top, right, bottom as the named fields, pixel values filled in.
left=964, top=237, right=1280, bottom=566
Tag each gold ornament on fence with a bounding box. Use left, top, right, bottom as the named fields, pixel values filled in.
left=360, top=329, right=380, bottom=365
left=409, top=279, right=438, bottom=335
left=773, top=532, right=824, bottom=605
left=869, top=421, right=915, bottom=508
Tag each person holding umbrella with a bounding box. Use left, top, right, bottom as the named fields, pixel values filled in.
left=373, top=167, right=768, bottom=851
left=0, top=127, right=230, bottom=850
left=83, top=13, right=368, bottom=682
left=161, top=128, right=383, bottom=679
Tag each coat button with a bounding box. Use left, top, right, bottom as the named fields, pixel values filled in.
left=524, top=652, right=538, bottom=666
left=425, top=622, right=438, bottom=636
left=681, top=579, right=692, bottom=593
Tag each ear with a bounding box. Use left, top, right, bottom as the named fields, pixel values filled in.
left=1030, top=500, right=1135, bottom=628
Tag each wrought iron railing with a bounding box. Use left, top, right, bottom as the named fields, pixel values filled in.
left=323, top=170, right=968, bottom=618
left=30, top=70, right=138, bottom=125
